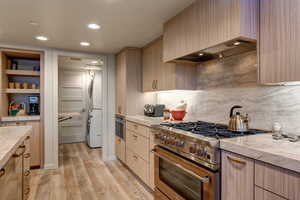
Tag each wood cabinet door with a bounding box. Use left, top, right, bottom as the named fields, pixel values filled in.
left=115, top=52, right=127, bottom=115
left=259, top=0, right=300, bottom=84
left=142, top=44, right=156, bottom=92
left=0, top=150, right=23, bottom=200
left=26, top=121, right=41, bottom=167
left=115, top=136, right=125, bottom=163
left=221, top=151, right=254, bottom=200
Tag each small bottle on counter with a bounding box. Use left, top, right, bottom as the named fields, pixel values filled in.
left=163, top=109, right=171, bottom=121
left=272, top=122, right=283, bottom=140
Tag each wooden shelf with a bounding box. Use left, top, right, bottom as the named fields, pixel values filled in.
left=5, top=89, right=40, bottom=94
left=6, top=70, right=40, bottom=77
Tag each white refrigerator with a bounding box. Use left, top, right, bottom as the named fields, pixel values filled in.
left=87, top=70, right=103, bottom=148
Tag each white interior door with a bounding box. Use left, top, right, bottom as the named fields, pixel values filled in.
left=58, top=69, right=87, bottom=144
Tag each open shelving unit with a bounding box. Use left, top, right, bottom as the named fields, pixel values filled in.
left=6, top=69, right=40, bottom=77
left=5, top=89, right=40, bottom=94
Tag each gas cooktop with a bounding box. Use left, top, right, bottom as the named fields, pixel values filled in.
left=160, top=121, right=266, bottom=139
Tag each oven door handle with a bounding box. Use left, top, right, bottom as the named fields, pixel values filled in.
left=152, top=149, right=210, bottom=183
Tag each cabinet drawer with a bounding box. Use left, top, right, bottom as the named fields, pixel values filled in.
left=126, top=149, right=149, bottom=185
left=255, top=161, right=300, bottom=200
left=255, top=186, right=286, bottom=200
left=126, top=121, right=149, bottom=138
left=126, top=130, right=149, bottom=161
left=221, top=151, right=254, bottom=200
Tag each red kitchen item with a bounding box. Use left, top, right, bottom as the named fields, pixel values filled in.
left=170, top=111, right=187, bottom=121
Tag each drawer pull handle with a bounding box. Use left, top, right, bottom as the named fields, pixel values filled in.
left=24, top=170, right=31, bottom=176
left=13, top=145, right=26, bottom=157
left=26, top=136, right=31, bottom=140
left=0, top=169, right=5, bottom=178
left=133, top=135, right=138, bottom=139
left=24, top=187, right=30, bottom=195
left=227, top=156, right=246, bottom=165
left=133, top=155, right=138, bottom=160
left=24, top=153, right=31, bottom=158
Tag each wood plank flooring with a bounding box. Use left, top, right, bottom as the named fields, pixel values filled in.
left=28, top=143, right=153, bottom=200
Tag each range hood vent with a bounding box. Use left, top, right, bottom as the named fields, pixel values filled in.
left=175, top=39, right=256, bottom=63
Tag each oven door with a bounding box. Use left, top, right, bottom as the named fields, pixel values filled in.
left=153, top=146, right=219, bottom=200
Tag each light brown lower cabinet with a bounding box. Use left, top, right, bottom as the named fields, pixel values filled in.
left=23, top=136, right=31, bottom=200
left=123, top=121, right=156, bottom=189
left=255, top=186, right=286, bottom=200
left=0, top=144, right=26, bottom=200
left=115, top=136, right=126, bottom=163
left=3, top=120, right=41, bottom=168
left=221, top=150, right=254, bottom=200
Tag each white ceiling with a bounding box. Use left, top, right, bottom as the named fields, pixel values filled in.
left=0, top=0, right=194, bottom=54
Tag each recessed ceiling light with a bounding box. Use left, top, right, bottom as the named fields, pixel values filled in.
left=35, top=36, right=48, bottom=41
left=233, top=41, right=241, bottom=46
left=198, top=53, right=204, bottom=56
left=80, top=42, right=91, bottom=46
left=88, top=24, right=100, bottom=30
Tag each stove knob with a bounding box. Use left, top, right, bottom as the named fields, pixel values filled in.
left=189, top=145, right=197, bottom=154
left=170, top=137, right=176, bottom=145
left=197, top=147, right=204, bottom=156
left=175, top=139, right=184, bottom=147
left=202, top=148, right=208, bottom=157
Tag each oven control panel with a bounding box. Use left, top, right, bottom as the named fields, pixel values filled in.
left=154, top=129, right=220, bottom=170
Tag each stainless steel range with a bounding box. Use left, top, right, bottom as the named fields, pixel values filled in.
left=153, top=121, right=267, bottom=200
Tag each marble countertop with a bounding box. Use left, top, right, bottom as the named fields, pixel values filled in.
left=1, top=115, right=40, bottom=122
left=220, top=134, right=300, bottom=173
left=0, top=126, right=32, bottom=169
left=125, top=115, right=164, bottom=127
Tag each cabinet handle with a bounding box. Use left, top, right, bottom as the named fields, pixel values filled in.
left=155, top=80, right=158, bottom=89
left=227, top=156, right=246, bottom=165
left=133, top=155, right=138, bottom=160
left=13, top=145, right=26, bottom=157
left=24, top=170, right=31, bottom=176
left=26, top=136, right=31, bottom=140
left=152, top=80, right=155, bottom=90
left=24, top=153, right=31, bottom=158
left=0, top=169, right=5, bottom=178
left=133, top=134, right=138, bottom=140
left=24, top=187, right=30, bottom=195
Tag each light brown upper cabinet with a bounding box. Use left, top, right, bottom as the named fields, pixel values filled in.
left=142, top=38, right=197, bottom=92
left=259, top=0, right=300, bottom=84
left=163, top=0, right=258, bottom=62
left=115, top=48, right=145, bottom=116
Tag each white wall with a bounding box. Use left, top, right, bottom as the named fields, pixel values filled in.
left=0, top=43, right=116, bottom=169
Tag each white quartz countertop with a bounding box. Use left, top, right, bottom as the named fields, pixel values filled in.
left=220, top=134, right=300, bottom=173
left=126, top=115, right=164, bottom=127
left=0, top=126, right=32, bottom=169
left=1, top=115, right=40, bottom=122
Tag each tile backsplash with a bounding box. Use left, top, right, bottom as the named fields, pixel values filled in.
left=157, top=51, right=300, bottom=135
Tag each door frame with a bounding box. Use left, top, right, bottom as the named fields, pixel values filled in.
left=53, top=50, right=110, bottom=167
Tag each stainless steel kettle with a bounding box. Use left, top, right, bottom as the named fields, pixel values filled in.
left=228, top=105, right=249, bottom=132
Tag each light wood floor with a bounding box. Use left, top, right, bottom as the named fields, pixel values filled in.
left=28, top=143, right=153, bottom=200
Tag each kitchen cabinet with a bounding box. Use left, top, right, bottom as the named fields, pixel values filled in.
left=255, top=161, right=300, bottom=200
left=0, top=145, right=25, bottom=200
left=255, top=187, right=286, bottom=200
left=221, top=150, right=254, bottom=200
left=115, top=136, right=126, bottom=163
left=3, top=120, right=42, bottom=168
left=149, top=128, right=156, bottom=190
left=142, top=38, right=197, bottom=92
left=259, top=0, right=300, bottom=84
left=163, top=0, right=258, bottom=62
left=23, top=136, right=31, bottom=200
left=125, top=121, right=151, bottom=187
left=115, top=48, right=144, bottom=116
